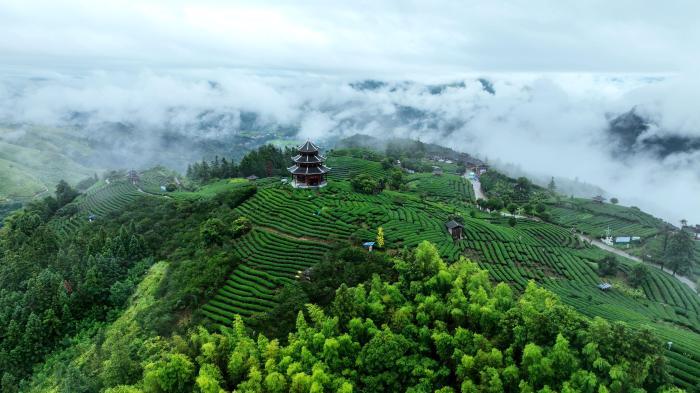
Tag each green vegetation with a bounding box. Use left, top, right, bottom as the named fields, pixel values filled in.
left=187, top=145, right=296, bottom=183
left=101, top=242, right=673, bottom=392
left=406, top=172, right=475, bottom=202
left=0, top=125, right=98, bottom=200
left=632, top=232, right=700, bottom=279
left=1, top=143, right=699, bottom=391
left=547, top=198, right=664, bottom=238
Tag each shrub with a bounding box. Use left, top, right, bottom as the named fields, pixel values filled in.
left=628, top=264, right=649, bottom=288
left=598, top=255, right=619, bottom=276
left=200, top=218, right=228, bottom=246
left=351, top=174, right=379, bottom=194
left=231, top=217, right=252, bottom=238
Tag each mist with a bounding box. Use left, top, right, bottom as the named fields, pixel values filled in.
left=1, top=69, right=698, bottom=224
left=1, top=0, right=699, bottom=223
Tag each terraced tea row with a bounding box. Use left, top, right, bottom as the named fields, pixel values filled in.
left=545, top=278, right=700, bottom=389
left=548, top=204, right=661, bottom=238
left=202, top=229, right=331, bottom=326
left=406, top=173, right=475, bottom=202
left=326, top=156, right=385, bottom=180
left=202, top=162, right=700, bottom=386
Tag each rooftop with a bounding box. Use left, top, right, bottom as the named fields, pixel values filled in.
left=445, top=220, right=464, bottom=229
left=298, top=140, right=320, bottom=153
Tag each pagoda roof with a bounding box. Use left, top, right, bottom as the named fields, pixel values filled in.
left=298, top=140, right=320, bottom=153
left=292, top=154, right=326, bottom=164
left=287, top=164, right=331, bottom=175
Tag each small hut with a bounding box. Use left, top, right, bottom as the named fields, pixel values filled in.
left=472, top=164, right=489, bottom=175
left=433, top=167, right=444, bottom=176
left=246, top=175, right=259, bottom=181
left=445, top=220, right=464, bottom=240
left=592, top=195, right=606, bottom=204
left=597, top=283, right=612, bottom=291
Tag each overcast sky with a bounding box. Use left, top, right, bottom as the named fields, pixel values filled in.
left=1, top=1, right=699, bottom=224
left=1, top=0, right=698, bottom=76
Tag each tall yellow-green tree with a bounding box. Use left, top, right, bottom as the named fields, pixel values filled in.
left=376, top=227, right=385, bottom=248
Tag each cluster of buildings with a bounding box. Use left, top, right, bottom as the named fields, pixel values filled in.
left=682, top=224, right=700, bottom=240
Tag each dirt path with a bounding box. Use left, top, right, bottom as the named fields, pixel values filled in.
left=255, top=225, right=333, bottom=244
left=578, top=234, right=697, bottom=293
left=137, top=187, right=173, bottom=199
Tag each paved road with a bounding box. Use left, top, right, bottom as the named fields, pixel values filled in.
left=578, top=234, right=697, bottom=293
left=465, top=173, right=487, bottom=201
left=464, top=171, right=697, bottom=293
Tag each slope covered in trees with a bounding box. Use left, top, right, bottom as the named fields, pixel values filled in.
left=1, top=143, right=698, bottom=392
left=100, top=242, right=672, bottom=392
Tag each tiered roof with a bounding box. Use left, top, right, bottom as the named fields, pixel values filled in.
left=288, top=140, right=331, bottom=175
left=288, top=165, right=330, bottom=175
left=292, top=153, right=326, bottom=164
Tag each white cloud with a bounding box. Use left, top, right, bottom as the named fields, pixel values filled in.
left=0, top=1, right=698, bottom=224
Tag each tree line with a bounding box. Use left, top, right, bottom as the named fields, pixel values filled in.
left=187, top=145, right=296, bottom=183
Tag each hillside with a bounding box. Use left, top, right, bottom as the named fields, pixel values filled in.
left=0, top=125, right=98, bottom=200
left=0, top=144, right=698, bottom=392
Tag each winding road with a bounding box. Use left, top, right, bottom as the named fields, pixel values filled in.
left=465, top=171, right=697, bottom=293
left=471, top=178, right=487, bottom=201
left=577, top=234, right=697, bottom=293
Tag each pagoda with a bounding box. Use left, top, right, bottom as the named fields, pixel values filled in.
left=287, top=140, right=331, bottom=188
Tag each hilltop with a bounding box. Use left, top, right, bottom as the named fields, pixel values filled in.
left=0, top=141, right=698, bottom=392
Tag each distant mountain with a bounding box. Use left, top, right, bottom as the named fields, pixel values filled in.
left=607, top=109, right=700, bottom=159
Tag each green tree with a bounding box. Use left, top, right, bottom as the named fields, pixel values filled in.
left=381, top=157, right=394, bottom=169
left=388, top=168, right=403, bottom=190
left=195, top=364, right=225, bottom=393
left=515, top=177, right=532, bottom=200
left=628, top=264, right=649, bottom=288
left=351, top=174, right=379, bottom=194
left=55, top=180, right=80, bottom=208
left=507, top=203, right=518, bottom=215
left=143, top=354, right=195, bottom=393
left=535, top=203, right=547, bottom=214
left=200, top=218, right=228, bottom=246
left=665, top=230, right=694, bottom=275
left=598, top=255, right=619, bottom=276
left=231, top=216, right=252, bottom=238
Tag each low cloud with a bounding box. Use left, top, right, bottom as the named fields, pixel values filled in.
left=0, top=69, right=698, bottom=225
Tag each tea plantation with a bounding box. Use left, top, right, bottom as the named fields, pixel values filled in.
left=43, top=155, right=700, bottom=389
left=548, top=198, right=664, bottom=238
left=185, top=153, right=700, bottom=388
left=48, top=168, right=175, bottom=239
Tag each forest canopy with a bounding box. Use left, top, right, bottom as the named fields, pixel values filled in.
left=107, top=242, right=672, bottom=393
